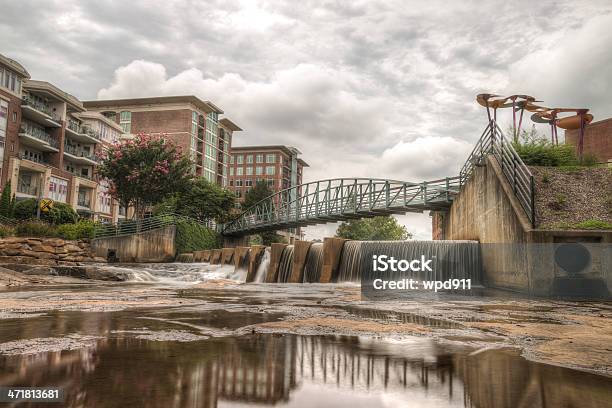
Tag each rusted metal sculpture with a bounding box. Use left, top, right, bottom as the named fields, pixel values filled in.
left=477, top=94, right=593, bottom=156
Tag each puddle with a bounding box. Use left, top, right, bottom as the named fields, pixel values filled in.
left=0, top=327, right=610, bottom=408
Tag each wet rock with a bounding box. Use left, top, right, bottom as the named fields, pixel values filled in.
left=21, top=266, right=54, bottom=276
left=85, top=266, right=129, bottom=281
left=0, top=334, right=101, bottom=355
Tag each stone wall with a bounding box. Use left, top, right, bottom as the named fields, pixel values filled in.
left=0, top=237, right=104, bottom=265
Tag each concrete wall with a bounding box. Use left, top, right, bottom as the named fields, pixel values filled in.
left=266, top=243, right=287, bottom=283
left=91, top=225, right=176, bottom=263
left=289, top=240, right=311, bottom=283
left=321, top=237, right=347, bottom=283
left=246, top=245, right=265, bottom=282
left=434, top=157, right=611, bottom=297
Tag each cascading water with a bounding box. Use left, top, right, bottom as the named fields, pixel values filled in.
left=303, top=243, right=323, bottom=283
left=337, top=240, right=481, bottom=283
left=253, top=248, right=271, bottom=283
left=276, top=245, right=295, bottom=283
left=94, top=262, right=239, bottom=284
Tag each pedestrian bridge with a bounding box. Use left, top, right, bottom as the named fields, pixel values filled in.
left=221, top=177, right=461, bottom=236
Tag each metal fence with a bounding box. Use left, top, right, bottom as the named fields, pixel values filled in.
left=459, top=121, right=536, bottom=227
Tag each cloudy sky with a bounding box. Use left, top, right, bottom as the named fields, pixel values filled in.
left=2, top=0, right=611, bottom=239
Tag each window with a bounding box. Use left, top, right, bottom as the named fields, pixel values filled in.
left=236, top=167, right=243, bottom=176
left=266, top=154, right=276, bottom=163
left=246, top=166, right=253, bottom=175
left=245, top=179, right=253, bottom=187
left=48, top=177, right=68, bottom=203
left=236, top=155, right=244, bottom=164
left=246, top=154, right=253, bottom=164
left=256, top=154, right=264, bottom=163
left=229, top=167, right=234, bottom=176
left=235, top=180, right=243, bottom=187
left=229, top=180, right=234, bottom=186
left=230, top=155, right=234, bottom=164
left=266, top=166, right=275, bottom=175
left=120, top=111, right=131, bottom=133
left=267, top=179, right=275, bottom=188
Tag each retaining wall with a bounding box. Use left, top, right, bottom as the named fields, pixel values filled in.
left=91, top=225, right=176, bottom=263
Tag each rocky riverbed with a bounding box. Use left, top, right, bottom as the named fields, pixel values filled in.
left=0, top=265, right=611, bottom=407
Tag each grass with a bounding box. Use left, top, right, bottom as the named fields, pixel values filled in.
left=553, top=219, right=612, bottom=230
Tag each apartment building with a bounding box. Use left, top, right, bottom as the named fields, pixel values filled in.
left=228, top=145, right=308, bottom=241
left=83, top=96, right=242, bottom=187
left=0, top=53, right=125, bottom=222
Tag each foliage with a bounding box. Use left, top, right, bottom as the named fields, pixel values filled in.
left=512, top=128, right=598, bottom=167
left=174, top=218, right=221, bottom=253
left=57, top=220, right=95, bottom=240
left=249, top=231, right=287, bottom=246
left=336, top=216, right=412, bottom=241
left=242, top=180, right=274, bottom=210
left=97, top=133, right=193, bottom=219
left=46, top=202, right=78, bottom=225
left=0, top=181, right=15, bottom=218
left=154, top=178, right=235, bottom=223
left=572, top=220, right=612, bottom=230
left=14, top=221, right=58, bottom=237
left=14, top=198, right=38, bottom=220
left=548, top=193, right=567, bottom=211
left=0, top=225, right=13, bottom=238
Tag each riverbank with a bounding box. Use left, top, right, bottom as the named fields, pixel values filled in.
left=0, top=269, right=610, bottom=378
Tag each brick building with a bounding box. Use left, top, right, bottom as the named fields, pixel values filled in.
left=0, top=53, right=126, bottom=222
left=228, top=145, right=308, bottom=241
left=565, top=118, right=612, bottom=163
left=83, top=96, right=241, bottom=187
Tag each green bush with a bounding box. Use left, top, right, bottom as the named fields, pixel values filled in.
left=14, top=221, right=58, bottom=237
left=14, top=198, right=37, bottom=220
left=573, top=220, right=612, bottom=230
left=513, top=141, right=578, bottom=166
left=175, top=218, right=220, bottom=253
left=46, top=202, right=78, bottom=225
left=57, top=220, right=95, bottom=240
left=0, top=225, right=13, bottom=237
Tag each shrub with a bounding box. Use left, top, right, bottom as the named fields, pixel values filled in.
left=46, top=202, right=78, bottom=225
left=548, top=193, right=567, bottom=211
left=14, top=221, right=58, bottom=237
left=0, top=225, right=13, bottom=238
left=175, top=218, right=220, bottom=253
left=573, top=220, right=612, bottom=230
left=14, top=198, right=37, bottom=220
left=57, top=220, right=95, bottom=240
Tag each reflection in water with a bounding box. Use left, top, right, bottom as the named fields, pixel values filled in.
left=0, top=312, right=610, bottom=408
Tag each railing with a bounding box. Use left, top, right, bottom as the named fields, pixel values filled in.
left=93, top=213, right=211, bottom=239
left=459, top=121, right=536, bottom=227
left=21, top=97, right=60, bottom=122
left=67, top=119, right=82, bottom=133
left=64, top=143, right=98, bottom=162
left=19, top=153, right=49, bottom=165
left=20, top=121, right=59, bottom=148
left=222, top=177, right=461, bottom=235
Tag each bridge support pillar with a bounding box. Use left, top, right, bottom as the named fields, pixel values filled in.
left=289, top=240, right=312, bottom=283
left=320, top=237, right=348, bottom=283
left=221, top=248, right=235, bottom=264
left=246, top=245, right=265, bottom=282
left=234, top=246, right=250, bottom=269
left=267, top=243, right=288, bottom=283
left=201, top=250, right=212, bottom=262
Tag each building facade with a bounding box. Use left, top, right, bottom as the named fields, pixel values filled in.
left=0, top=53, right=127, bottom=222
left=228, top=145, right=308, bottom=241
left=565, top=118, right=612, bottom=163
left=83, top=96, right=241, bottom=187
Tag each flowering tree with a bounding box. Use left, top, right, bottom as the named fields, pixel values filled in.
left=97, top=133, right=193, bottom=219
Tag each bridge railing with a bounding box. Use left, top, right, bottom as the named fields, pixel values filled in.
left=459, top=121, right=536, bottom=227
left=93, top=213, right=217, bottom=239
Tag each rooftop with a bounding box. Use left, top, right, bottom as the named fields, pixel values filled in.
left=24, top=80, right=84, bottom=112
left=231, top=145, right=309, bottom=167
left=219, top=118, right=242, bottom=131
left=0, top=53, right=30, bottom=79
left=83, top=95, right=224, bottom=114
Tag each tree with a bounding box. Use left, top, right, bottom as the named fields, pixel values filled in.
left=97, top=133, right=193, bottom=219
left=336, top=216, right=412, bottom=241
left=0, top=181, right=14, bottom=218
left=154, top=177, right=235, bottom=223
left=242, top=181, right=285, bottom=245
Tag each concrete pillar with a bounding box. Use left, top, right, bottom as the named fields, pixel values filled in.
left=288, top=240, right=312, bottom=283
left=221, top=248, right=235, bottom=264
left=246, top=245, right=265, bottom=282
left=266, top=243, right=287, bottom=283
left=320, top=237, right=348, bottom=283
left=234, top=246, right=250, bottom=269
left=211, top=249, right=222, bottom=264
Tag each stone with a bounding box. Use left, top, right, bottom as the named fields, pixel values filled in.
left=29, top=244, right=56, bottom=254
left=85, top=266, right=128, bottom=281
left=21, top=266, right=54, bottom=276
left=63, top=244, right=82, bottom=252
left=93, top=257, right=107, bottom=263
left=21, top=250, right=57, bottom=260
left=43, top=238, right=66, bottom=247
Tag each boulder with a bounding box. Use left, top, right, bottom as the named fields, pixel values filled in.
left=29, top=244, right=56, bottom=254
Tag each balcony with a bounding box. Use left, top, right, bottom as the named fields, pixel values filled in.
left=66, top=122, right=101, bottom=144
left=19, top=153, right=49, bottom=165
left=19, top=121, right=59, bottom=152
left=63, top=144, right=98, bottom=166
left=21, top=97, right=61, bottom=127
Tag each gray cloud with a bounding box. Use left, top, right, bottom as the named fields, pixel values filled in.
left=2, top=0, right=611, bottom=238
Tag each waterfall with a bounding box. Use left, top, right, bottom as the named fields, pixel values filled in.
left=277, top=245, right=295, bottom=283
left=253, top=248, right=270, bottom=283
left=303, top=243, right=324, bottom=283
left=336, top=241, right=364, bottom=282
left=337, top=240, right=481, bottom=283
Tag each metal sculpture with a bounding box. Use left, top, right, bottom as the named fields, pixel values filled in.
left=477, top=94, right=593, bottom=156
